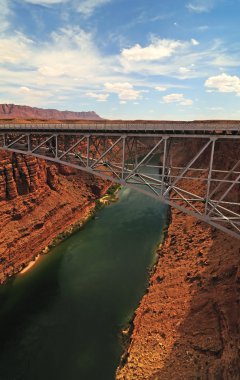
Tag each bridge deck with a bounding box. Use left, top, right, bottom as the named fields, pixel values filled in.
left=0, top=121, right=239, bottom=238
left=0, top=121, right=240, bottom=134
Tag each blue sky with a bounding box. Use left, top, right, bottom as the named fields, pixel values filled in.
left=1, top=0, right=240, bottom=119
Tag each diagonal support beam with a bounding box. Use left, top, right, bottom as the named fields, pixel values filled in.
left=163, top=139, right=212, bottom=197
left=122, top=136, right=126, bottom=179
left=208, top=172, right=240, bottom=217
left=58, top=136, right=86, bottom=159
left=6, top=134, right=26, bottom=148
left=31, top=135, right=55, bottom=153
left=209, top=159, right=240, bottom=199
left=205, top=139, right=215, bottom=214
left=125, top=138, right=163, bottom=180
left=161, top=137, right=169, bottom=195
left=90, top=136, right=123, bottom=168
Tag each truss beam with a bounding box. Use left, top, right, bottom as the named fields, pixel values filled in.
left=0, top=130, right=239, bottom=239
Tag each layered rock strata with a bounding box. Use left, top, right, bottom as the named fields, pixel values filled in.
left=117, top=142, right=240, bottom=379
left=117, top=209, right=240, bottom=379
left=0, top=104, right=101, bottom=120
left=0, top=151, right=109, bottom=283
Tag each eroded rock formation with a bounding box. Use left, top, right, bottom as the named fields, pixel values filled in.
left=117, top=140, right=240, bottom=379
left=0, top=104, right=101, bottom=120
left=117, top=211, right=240, bottom=379
left=0, top=150, right=109, bottom=283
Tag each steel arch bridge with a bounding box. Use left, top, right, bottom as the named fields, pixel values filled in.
left=0, top=121, right=240, bottom=239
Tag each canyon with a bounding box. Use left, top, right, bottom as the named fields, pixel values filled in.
left=0, top=109, right=240, bottom=379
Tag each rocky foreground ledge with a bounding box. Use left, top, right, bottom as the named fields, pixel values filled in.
left=116, top=204, right=240, bottom=379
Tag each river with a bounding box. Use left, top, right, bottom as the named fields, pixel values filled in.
left=0, top=183, right=168, bottom=380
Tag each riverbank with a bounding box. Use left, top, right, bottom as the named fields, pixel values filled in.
left=117, top=211, right=170, bottom=367
left=116, top=204, right=240, bottom=379
left=17, top=184, right=120, bottom=278
left=0, top=150, right=114, bottom=284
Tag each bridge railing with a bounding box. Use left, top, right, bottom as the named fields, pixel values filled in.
left=0, top=121, right=240, bottom=133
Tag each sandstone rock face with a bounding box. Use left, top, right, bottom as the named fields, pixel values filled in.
left=117, top=142, right=240, bottom=380
left=0, top=151, right=109, bottom=283
left=117, top=212, right=240, bottom=380
left=0, top=104, right=102, bottom=120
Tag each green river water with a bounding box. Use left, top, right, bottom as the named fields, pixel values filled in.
left=0, top=184, right=168, bottom=380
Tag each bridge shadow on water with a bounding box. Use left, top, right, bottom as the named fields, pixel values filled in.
left=147, top=217, right=240, bottom=380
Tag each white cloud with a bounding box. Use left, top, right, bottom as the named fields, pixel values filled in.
left=155, top=86, right=167, bottom=92
left=18, top=86, right=32, bottom=94
left=0, top=26, right=111, bottom=95
left=119, top=37, right=210, bottom=78
left=0, top=33, right=34, bottom=64
left=179, top=67, right=191, bottom=74
left=186, top=0, right=215, bottom=13
left=121, top=38, right=184, bottom=62
left=1, top=86, right=54, bottom=107
left=180, top=98, right=193, bottom=106
left=208, top=107, right=224, bottom=111
left=191, top=38, right=199, bottom=46
left=162, top=93, right=193, bottom=106
left=0, top=0, right=12, bottom=33
left=86, top=92, right=109, bottom=101
left=34, top=27, right=104, bottom=80
left=0, top=26, right=153, bottom=108
left=23, top=0, right=66, bottom=4
left=22, top=0, right=111, bottom=15
left=211, top=54, right=239, bottom=67
left=104, top=82, right=142, bottom=100
left=0, top=27, right=112, bottom=107
left=198, top=25, right=209, bottom=32
left=205, top=73, right=240, bottom=95
left=1, top=22, right=238, bottom=108
left=76, top=0, right=112, bottom=16
left=17, top=86, right=49, bottom=98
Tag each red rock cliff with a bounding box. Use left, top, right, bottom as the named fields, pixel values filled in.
left=117, top=141, right=240, bottom=379
left=0, top=104, right=102, bottom=120
left=0, top=150, right=109, bottom=283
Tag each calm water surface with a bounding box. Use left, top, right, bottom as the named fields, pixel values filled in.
left=0, top=185, right=168, bottom=380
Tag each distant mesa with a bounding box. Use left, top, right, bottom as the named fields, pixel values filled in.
left=0, top=104, right=102, bottom=120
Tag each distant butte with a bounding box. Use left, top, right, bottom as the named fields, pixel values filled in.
left=0, top=104, right=102, bottom=120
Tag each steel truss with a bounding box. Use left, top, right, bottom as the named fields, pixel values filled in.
left=0, top=131, right=239, bottom=239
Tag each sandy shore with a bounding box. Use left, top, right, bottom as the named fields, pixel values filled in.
left=20, top=255, right=41, bottom=274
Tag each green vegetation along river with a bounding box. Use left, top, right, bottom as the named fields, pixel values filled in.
left=0, top=184, right=168, bottom=380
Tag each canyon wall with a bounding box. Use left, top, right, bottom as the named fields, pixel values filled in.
left=0, top=150, right=109, bottom=283
left=0, top=104, right=101, bottom=120
left=117, top=141, right=240, bottom=379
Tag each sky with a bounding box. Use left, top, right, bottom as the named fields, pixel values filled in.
left=1, top=0, right=240, bottom=120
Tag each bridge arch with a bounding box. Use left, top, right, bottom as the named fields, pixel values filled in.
left=0, top=122, right=240, bottom=239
